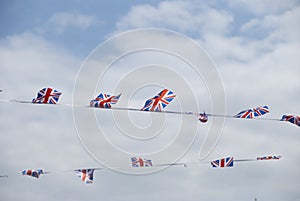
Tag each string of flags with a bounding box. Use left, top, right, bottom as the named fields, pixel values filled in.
left=130, top=155, right=282, bottom=168
left=0, top=155, right=281, bottom=184
left=0, top=87, right=291, bottom=184
left=0, top=87, right=299, bottom=127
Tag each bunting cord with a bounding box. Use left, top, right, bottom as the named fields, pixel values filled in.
left=40, top=167, right=105, bottom=175
left=207, top=114, right=281, bottom=121
left=233, top=159, right=258, bottom=162
left=0, top=99, right=283, bottom=122
left=152, top=162, right=189, bottom=167
left=0, top=156, right=282, bottom=182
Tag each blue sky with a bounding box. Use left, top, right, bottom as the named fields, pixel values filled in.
left=0, top=1, right=300, bottom=201
left=0, top=0, right=162, bottom=56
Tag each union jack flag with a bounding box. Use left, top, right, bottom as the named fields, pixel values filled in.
left=90, top=93, right=121, bottom=108
left=20, top=169, right=44, bottom=178
left=198, top=112, right=208, bottom=123
left=234, top=105, right=269, bottom=118
left=32, top=87, right=62, bottom=104
left=211, top=157, right=234, bottom=168
left=74, top=169, right=95, bottom=184
left=141, top=89, right=176, bottom=111
left=281, top=115, right=300, bottom=127
left=257, top=155, right=281, bottom=160
left=131, top=157, right=153, bottom=167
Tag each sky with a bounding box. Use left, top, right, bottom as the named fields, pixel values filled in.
left=0, top=0, right=300, bottom=201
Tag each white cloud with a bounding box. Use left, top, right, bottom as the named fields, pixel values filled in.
left=116, top=1, right=233, bottom=36
left=1, top=1, right=300, bottom=201
left=227, top=0, right=299, bottom=15
left=0, top=32, right=80, bottom=102
left=112, top=1, right=300, bottom=200
left=115, top=0, right=300, bottom=65
left=0, top=32, right=98, bottom=201
left=38, top=12, right=97, bottom=34
left=117, top=1, right=194, bottom=32
left=241, top=6, right=300, bottom=43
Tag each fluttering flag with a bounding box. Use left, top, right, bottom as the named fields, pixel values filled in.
left=280, top=115, right=300, bottom=127
left=234, top=105, right=269, bottom=118
left=32, top=87, right=62, bottom=104
left=74, top=169, right=95, bottom=184
left=90, top=93, right=121, bottom=108
left=211, top=157, right=234, bottom=168
left=20, top=169, right=44, bottom=178
left=198, top=112, right=208, bottom=123
left=141, top=89, right=176, bottom=111
left=257, top=155, right=281, bottom=160
left=131, top=157, right=153, bottom=167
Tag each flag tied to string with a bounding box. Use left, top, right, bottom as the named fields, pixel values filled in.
left=74, top=169, right=95, bottom=184
left=211, top=157, right=234, bottom=168
left=141, top=89, right=176, bottom=111
left=20, top=169, right=44, bottom=178
left=131, top=157, right=153, bottom=167
left=90, top=93, right=121, bottom=108
left=32, top=88, right=62, bottom=104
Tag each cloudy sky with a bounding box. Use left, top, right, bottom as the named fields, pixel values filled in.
left=0, top=0, right=300, bottom=201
